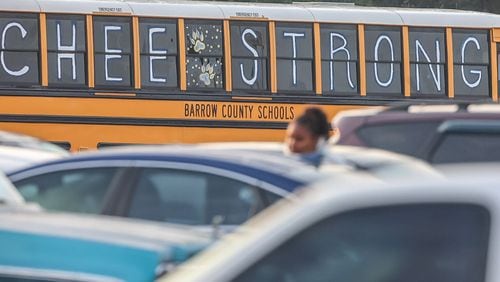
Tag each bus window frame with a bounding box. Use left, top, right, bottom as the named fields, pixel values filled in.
left=92, top=15, right=135, bottom=90
left=184, top=18, right=225, bottom=92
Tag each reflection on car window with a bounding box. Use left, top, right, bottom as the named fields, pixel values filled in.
left=127, top=168, right=264, bottom=225
left=431, top=133, right=500, bottom=163
left=235, top=204, right=489, bottom=282
left=357, top=122, right=440, bottom=157
left=14, top=168, right=119, bottom=213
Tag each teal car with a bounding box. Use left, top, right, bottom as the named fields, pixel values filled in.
left=0, top=208, right=211, bottom=282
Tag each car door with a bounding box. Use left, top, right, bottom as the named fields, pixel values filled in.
left=115, top=163, right=283, bottom=225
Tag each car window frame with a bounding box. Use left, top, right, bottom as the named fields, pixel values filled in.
left=113, top=160, right=289, bottom=224
left=9, top=160, right=136, bottom=215
left=425, top=121, right=500, bottom=164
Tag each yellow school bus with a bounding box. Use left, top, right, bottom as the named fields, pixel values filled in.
left=0, top=0, right=498, bottom=151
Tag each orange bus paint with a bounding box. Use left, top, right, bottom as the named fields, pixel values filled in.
left=446, top=27, right=454, bottom=99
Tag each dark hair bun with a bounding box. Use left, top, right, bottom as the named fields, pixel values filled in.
left=296, top=107, right=329, bottom=140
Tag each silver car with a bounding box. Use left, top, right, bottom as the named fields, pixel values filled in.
left=164, top=170, right=497, bottom=282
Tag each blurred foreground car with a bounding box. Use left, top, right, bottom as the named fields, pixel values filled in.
left=0, top=130, right=68, bottom=153
left=164, top=174, right=496, bottom=282
left=7, top=144, right=439, bottom=227
left=333, top=103, right=500, bottom=163
left=0, top=209, right=211, bottom=281
left=0, top=145, right=66, bottom=174
left=202, top=142, right=440, bottom=179
left=0, top=170, right=24, bottom=205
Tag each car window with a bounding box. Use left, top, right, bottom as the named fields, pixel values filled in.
left=431, top=133, right=500, bottom=163
left=127, top=168, right=265, bottom=225
left=235, top=204, right=489, bottom=282
left=260, top=189, right=283, bottom=206
left=356, top=122, right=440, bottom=157
left=14, top=168, right=120, bottom=214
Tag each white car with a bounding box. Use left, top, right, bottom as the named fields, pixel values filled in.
left=164, top=172, right=499, bottom=282
left=0, top=171, right=24, bottom=205
left=0, top=145, right=66, bottom=174
left=0, top=130, right=68, bottom=153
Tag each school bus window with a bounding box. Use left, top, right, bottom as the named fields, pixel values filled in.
left=365, top=25, right=403, bottom=96
left=409, top=27, right=446, bottom=96
left=452, top=29, right=490, bottom=97
left=139, top=18, right=178, bottom=89
left=275, top=22, right=314, bottom=94
left=93, top=16, right=133, bottom=89
left=0, top=13, right=39, bottom=86
left=185, top=20, right=224, bottom=90
left=47, top=15, right=87, bottom=87
left=230, top=21, right=269, bottom=93
left=320, top=24, right=358, bottom=96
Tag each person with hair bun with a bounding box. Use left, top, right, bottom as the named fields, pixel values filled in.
left=284, top=107, right=330, bottom=165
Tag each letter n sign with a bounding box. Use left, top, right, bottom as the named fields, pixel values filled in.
left=364, top=26, right=403, bottom=96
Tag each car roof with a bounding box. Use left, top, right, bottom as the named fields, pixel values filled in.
left=8, top=143, right=442, bottom=193
left=163, top=171, right=500, bottom=281
left=201, top=142, right=442, bottom=180
left=8, top=144, right=345, bottom=192
left=333, top=103, right=500, bottom=124
left=0, top=209, right=212, bottom=249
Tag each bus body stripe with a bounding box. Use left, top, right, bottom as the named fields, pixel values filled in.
left=86, top=15, right=95, bottom=88
left=358, top=24, right=366, bottom=96
left=269, top=21, right=277, bottom=94
left=133, top=16, right=141, bottom=89
left=40, top=13, right=48, bottom=87
left=314, top=23, right=322, bottom=95
left=446, top=27, right=454, bottom=99
left=490, top=34, right=498, bottom=102
left=402, top=26, right=411, bottom=97
left=224, top=20, right=232, bottom=92
left=0, top=114, right=289, bottom=129
left=178, top=19, right=187, bottom=91
left=493, top=29, right=500, bottom=42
